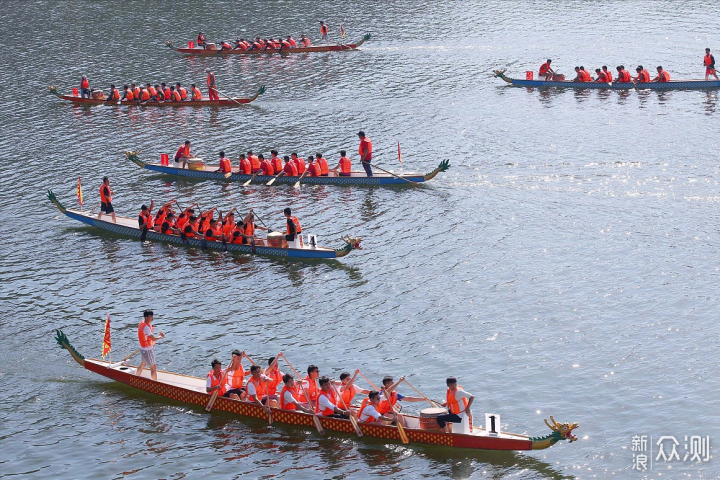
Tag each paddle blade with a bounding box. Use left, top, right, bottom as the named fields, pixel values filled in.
left=293, top=180, right=301, bottom=188
left=268, top=410, right=273, bottom=425
left=266, top=177, right=276, bottom=186
left=242, top=177, right=253, bottom=186
left=140, top=227, right=148, bottom=242
left=313, top=415, right=325, bottom=434
left=224, top=172, right=232, bottom=179
left=205, top=391, right=219, bottom=412
left=397, top=422, right=409, bottom=444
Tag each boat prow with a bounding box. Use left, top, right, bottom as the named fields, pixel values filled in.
left=125, top=151, right=450, bottom=186
left=55, top=329, right=579, bottom=451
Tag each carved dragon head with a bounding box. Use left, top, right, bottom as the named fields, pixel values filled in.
left=341, top=235, right=362, bottom=250
left=492, top=69, right=507, bottom=77
left=544, top=416, right=578, bottom=442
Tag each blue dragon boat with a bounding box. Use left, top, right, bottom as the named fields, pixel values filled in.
left=493, top=69, right=720, bottom=90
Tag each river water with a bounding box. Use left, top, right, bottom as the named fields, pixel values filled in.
left=1, top=1, right=719, bottom=479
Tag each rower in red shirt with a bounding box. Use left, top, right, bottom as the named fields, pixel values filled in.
left=214, top=150, right=232, bottom=174
left=291, top=152, right=306, bottom=174
left=259, top=154, right=274, bottom=176
left=247, top=151, right=261, bottom=173
left=539, top=59, right=554, bottom=80
left=239, top=154, right=252, bottom=175
left=315, top=153, right=329, bottom=176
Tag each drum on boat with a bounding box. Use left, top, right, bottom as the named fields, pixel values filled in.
left=419, top=407, right=448, bottom=430
left=187, top=158, right=205, bottom=171
left=91, top=90, right=105, bottom=99
left=267, top=231, right=287, bottom=248
left=205, top=43, right=216, bottom=51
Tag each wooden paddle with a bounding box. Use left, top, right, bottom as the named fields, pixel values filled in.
left=108, top=349, right=139, bottom=368
left=280, top=354, right=325, bottom=434
left=366, top=162, right=419, bottom=185
left=205, top=360, right=232, bottom=412
left=214, top=87, right=245, bottom=107
left=357, top=371, right=409, bottom=444
left=401, top=378, right=441, bottom=408
left=331, top=382, right=363, bottom=437
left=266, top=171, right=284, bottom=186
left=242, top=170, right=262, bottom=186
left=293, top=168, right=309, bottom=188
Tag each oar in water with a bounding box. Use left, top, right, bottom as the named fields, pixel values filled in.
left=331, top=382, right=363, bottom=437
left=243, top=170, right=262, bottom=187
left=280, top=353, right=325, bottom=434
left=367, top=162, right=419, bottom=185
left=205, top=358, right=232, bottom=412
left=266, top=171, right=284, bottom=186
left=293, top=168, right=309, bottom=188
left=357, top=371, right=409, bottom=444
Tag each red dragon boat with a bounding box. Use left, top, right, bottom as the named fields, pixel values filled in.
left=55, top=329, right=579, bottom=452
left=48, top=85, right=265, bottom=106
left=166, top=34, right=371, bottom=56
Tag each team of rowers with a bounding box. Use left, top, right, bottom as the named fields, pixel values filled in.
left=538, top=49, right=717, bottom=83
left=195, top=21, right=337, bottom=50
left=78, top=69, right=221, bottom=102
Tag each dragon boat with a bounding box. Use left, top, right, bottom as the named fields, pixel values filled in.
left=48, top=86, right=265, bottom=106
left=47, top=191, right=361, bottom=260
left=493, top=69, right=720, bottom=90
left=126, top=151, right=450, bottom=186
left=55, top=329, right=579, bottom=451
left=166, top=34, right=371, bottom=56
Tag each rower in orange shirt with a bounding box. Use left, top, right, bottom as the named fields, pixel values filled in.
left=270, top=150, right=283, bottom=173
left=259, top=154, right=274, bottom=175
left=602, top=65, right=613, bottom=82
left=214, top=150, right=232, bottom=174
left=704, top=48, right=718, bottom=81
left=652, top=65, right=670, bottom=82
left=238, top=154, right=252, bottom=175
left=634, top=65, right=651, bottom=83
left=315, top=153, right=329, bottom=176
left=332, top=150, right=352, bottom=176
left=291, top=152, right=306, bottom=174
left=248, top=150, right=261, bottom=173
left=539, top=59, right=554, bottom=80
left=594, top=68, right=608, bottom=83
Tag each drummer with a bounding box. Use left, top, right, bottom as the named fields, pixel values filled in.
left=436, top=376, right=474, bottom=433
left=174, top=140, right=195, bottom=169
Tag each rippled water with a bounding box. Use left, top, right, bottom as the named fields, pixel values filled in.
left=1, top=1, right=719, bottom=479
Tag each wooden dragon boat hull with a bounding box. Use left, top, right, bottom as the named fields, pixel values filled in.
left=126, top=152, right=450, bottom=186
left=48, top=86, right=265, bottom=106
left=55, top=329, right=579, bottom=452
left=47, top=191, right=361, bottom=259
left=166, top=34, right=371, bottom=56
left=493, top=70, right=720, bottom=90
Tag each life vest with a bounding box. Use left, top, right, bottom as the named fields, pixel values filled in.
left=226, top=365, right=245, bottom=389
left=308, top=162, right=321, bottom=177
left=604, top=70, right=613, bottom=82
left=271, top=156, right=283, bottom=173
left=99, top=184, right=112, bottom=203
left=141, top=89, right=150, bottom=100
left=160, top=221, right=172, bottom=234
left=81, top=78, right=89, bottom=89
left=639, top=70, right=650, bottom=83
left=284, top=162, right=299, bottom=176
left=357, top=398, right=373, bottom=422
left=539, top=62, right=550, bottom=75
left=280, top=384, right=298, bottom=410
left=244, top=222, right=255, bottom=237
left=339, top=156, right=351, bottom=174
left=172, top=90, right=181, bottom=101
left=156, top=90, right=165, bottom=100
left=295, top=158, right=306, bottom=174
left=200, top=214, right=212, bottom=233
left=192, top=87, right=202, bottom=100
left=619, top=70, right=631, bottom=82
left=281, top=40, right=291, bottom=48
left=658, top=70, right=670, bottom=82
left=260, top=159, right=274, bottom=176
left=164, top=87, right=171, bottom=98
left=704, top=54, right=713, bottom=67
left=252, top=41, right=262, bottom=49
left=317, top=157, right=329, bottom=175
left=212, top=223, right=223, bottom=238
left=377, top=390, right=397, bottom=415
left=207, top=370, right=227, bottom=396
left=177, top=214, right=188, bottom=230
left=139, top=210, right=153, bottom=229
left=247, top=376, right=267, bottom=400
left=250, top=155, right=260, bottom=172
left=231, top=230, right=243, bottom=244
left=219, top=157, right=231, bottom=173
left=266, top=369, right=283, bottom=395
left=288, top=38, right=297, bottom=47
left=175, top=144, right=189, bottom=160
left=447, top=388, right=469, bottom=415
left=222, top=219, right=235, bottom=236
left=302, top=38, right=311, bottom=47
left=316, top=388, right=337, bottom=416
left=133, top=87, right=140, bottom=98
left=207, top=73, right=216, bottom=88
left=221, top=42, right=231, bottom=50
left=321, top=25, right=328, bottom=36
left=148, top=86, right=157, bottom=97
left=597, top=71, right=607, bottom=82
left=240, top=158, right=252, bottom=175
left=110, top=89, right=120, bottom=100
left=197, top=33, right=205, bottom=44
left=204, top=228, right=216, bottom=241
left=340, top=384, right=356, bottom=407
left=179, top=87, right=188, bottom=99
left=287, top=216, right=302, bottom=234
left=183, top=224, right=196, bottom=238
left=359, top=138, right=372, bottom=159
left=580, top=70, right=591, bottom=82
left=155, top=210, right=167, bottom=228
left=299, top=375, right=317, bottom=402
left=137, top=322, right=154, bottom=348
left=125, top=90, right=135, bottom=101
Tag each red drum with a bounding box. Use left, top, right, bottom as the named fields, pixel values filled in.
left=267, top=232, right=287, bottom=248
left=92, top=90, right=104, bottom=99
left=419, top=407, right=448, bottom=430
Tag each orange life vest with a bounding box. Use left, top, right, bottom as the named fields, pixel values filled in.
left=340, top=384, right=356, bottom=407
left=284, top=162, right=299, bottom=176
left=207, top=370, right=227, bottom=396
left=359, top=138, right=372, bottom=159
left=183, top=224, right=196, bottom=238
left=125, top=90, right=135, bottom=100
left=704, top=54, right=713, bottom=67
left=192, top=87, right=202, bottom=100
left=295, top=158, right=306, bottom=174
left=81, top=78, right=89, bottom=89
left=539, top=62, right=550, bottom=75
left=316, top=388, right=337, bottom=416
left=639, top=70, right=651, bottom=83
left=321, top=25, right=328, bottom=36
left=658, top=70, right=670, bottom=82
left=299, top=375, right=318, bottom=402
left=377, top=390, right=397, bottom=415
left=197, top=33, right=205, bottom=44
left=222, top=219, right=235, bottom=236
left=357, top=398, right=372, bottom=421
left=597, top=71, right=607, bottom=82
left=133, top=87, right=140, bottom=98
left=289, top=38, right=297, bottom=47
left=164, top=87, right=171, bottom=98
left=141, top=89, right=150, bottom=100
left=137, top=322, right=154, bottom=348
left=619, top=70, right=631, bottom=82
left=260, top=159, right=274, bottom=176
left=139, top=210, right=153, bottom=229
left=207, top=73, right=216, bottom=87
left=219, top=157, right=231, bottom=173
left=244, top=222, right=255, bottom=237
left=287, top=216, right=302, bottom=234
left=110, top=89, right=120, bottom=100
left=99, top=184, right=112, bottom=203
left=446, top=388, right=469, bottom=415
left=175, top=144, right=189, bottom=160
left=248, top=376, right=267, bottom=400
left=317, top=157, right=328, bottom=175
left=266, top=368, right=283, bottom=395
left=172, top=90, right=181, bottom=101
left=179, top=87, right=188, bottom=99
left=339, top=156, right=351, bottom=174
left=604, top=70, right=613, bottom=82
left=227, top=366, right=245, bottom=389
left=240, top=158, right=252, bottom=175
left=250, top=155, right=260, bottom=172
left=271, top=156, right=283, bottom=173
left=148, top=86, right=157, bottom=97
left=308, top=162, right=321, bottom=177
left=302, top=38, right=311, bottom=47
left=280, top=384, right=298, bottom=410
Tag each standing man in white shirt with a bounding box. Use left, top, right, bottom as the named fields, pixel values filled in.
left=436, top=376, right=474, bottom=433
left=136, top=310, right=164, bottom=381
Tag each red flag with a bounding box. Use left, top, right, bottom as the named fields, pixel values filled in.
left=340, top=25, right=346, bottom=38
left=101, top=314, right=111, bottom=358
left=397, top=142, right=402, bottom=163
left=76, top=177, right=83, bottom=207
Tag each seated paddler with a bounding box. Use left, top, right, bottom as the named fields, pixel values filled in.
left=246, top=365, right=276, bottom=415
left=280, top=374, right=314, bottom=413
left=206, top=359, right=227, bottom=397
left=316, top=376, right=350, bottom=418
left=358, top=390, right=398, bottom=425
